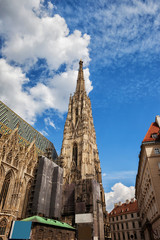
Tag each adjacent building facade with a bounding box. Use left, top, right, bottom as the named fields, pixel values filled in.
left=109, top=199, right=142, bottom=240
left=136, top=116, right=160, bottom=240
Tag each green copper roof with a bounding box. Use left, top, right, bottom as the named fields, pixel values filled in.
left=22, top=216, right=75, bottom=230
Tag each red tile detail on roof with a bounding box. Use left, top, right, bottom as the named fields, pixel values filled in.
left=109, top=200, right=138, bottom=217
left=143, top=122, right=160, bottom=143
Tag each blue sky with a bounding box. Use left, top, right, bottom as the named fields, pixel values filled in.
left=0, top=0, right=160, bottom=211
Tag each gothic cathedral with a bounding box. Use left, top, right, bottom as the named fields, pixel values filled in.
left=60, top=60, right=108, bottom=239
left=0, top=60, right=110, bottom=240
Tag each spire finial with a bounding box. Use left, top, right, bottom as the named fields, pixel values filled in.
left=76, top=60, right=85, bottom=93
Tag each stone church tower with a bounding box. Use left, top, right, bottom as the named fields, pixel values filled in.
left=60, top=60, right=108, bottom=240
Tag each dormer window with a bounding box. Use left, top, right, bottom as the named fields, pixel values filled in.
left=151, top=133, right=158, bottom=139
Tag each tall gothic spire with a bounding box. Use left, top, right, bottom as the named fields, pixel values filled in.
left=76, top=60, right=86, bottom=93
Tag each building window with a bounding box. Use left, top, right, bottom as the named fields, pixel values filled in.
left=123, top=232, right=125, bottom=240
left=127, top=232, right=130, bottom=239
left=0, top=171, right=12, bottom=209
left=117, top=223, right=119, bottom=230
left=121, top=215, right=123, bottom=220
left=155, top=148, right=160, bottom=154
left=112, top=217, right=114, bottom=222
left=114, top=233, right=116, bottom=240
left=139, top=221, right=141, bottom=227
left=122, top=223, right=124, bottom=229
left=0, top=218, right=7, bottom=235
left=125, top=214, right=127, bottom=219
left=132, top=221, right=135, bottom=228
left=126, top=222, right=128, bottom=229
left=72, top=143, right=78, bottom=166
left=118, top=232, right=120, bottom=240
left=134, top=232, right=137, bottom=239
left=113, top=224, right=115, bottom=231
left=131, top=213, right=134, bottom=218
left=116, top=216, right=118, bottom=221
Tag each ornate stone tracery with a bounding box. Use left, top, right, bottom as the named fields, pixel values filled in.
left=0, top=124, right=39, bottom=239
left=60, top=60, right=108, bottom=239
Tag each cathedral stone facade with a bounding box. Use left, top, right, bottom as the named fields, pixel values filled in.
left=0, top=104, right=58, bottom=240
left=0, top=61, right=110, bottom=240
left=0, top=125, right=38, bottom=239
left=60, top=60, right=109, bottom=239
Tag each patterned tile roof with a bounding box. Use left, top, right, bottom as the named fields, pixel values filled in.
left=109, top=200, right=138, bottom=216
left=0, top=101, right=57, bottom=159
left=143, top=122, right=160, bottom=143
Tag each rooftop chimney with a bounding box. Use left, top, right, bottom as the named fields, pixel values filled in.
left=155, top=115, right=160, bottom=128
left=114, top=203, right=118, bottom=208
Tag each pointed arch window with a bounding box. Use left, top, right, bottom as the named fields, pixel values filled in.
left=6, top=149, right=12, bottom=164
left=72, top=143, right=78, bottom=166
left=2, top=146, right=5, bottom=160
left=22, top=180, right=32, bottom=218
left=0, top=218, right=7, bottom=235
left=0, top=171, right=12, bottom=209
left=75, top=107, right=78, bottom=125
left=13, top=154, right=19, bottom=168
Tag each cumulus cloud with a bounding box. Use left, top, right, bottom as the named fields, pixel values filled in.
left=0, top=0, right=90, bottom=69
left=0, top=0, right=92, bottom=124
left=105, top=183, right=135, bottom=212
left=0, top=59, right=37, bottom=124
left=0, top=59, right=91, bottom=124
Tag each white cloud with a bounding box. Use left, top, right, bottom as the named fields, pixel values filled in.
left=102, top=171, right=137, bottom=180
left=39, top=130, right=49, bottom=137
left=0, top=59, right=37, bottom=124
left=0, top=59, right=91, bottom=125
left=0, top=0, right=90, bottom=69
left=0, top=0, right=92, bottom=124
left=105, top=183, right=135, bottom=212
left=58, top=0, right=160, bottom=66
left=44, top=117, right=56, bottom=129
